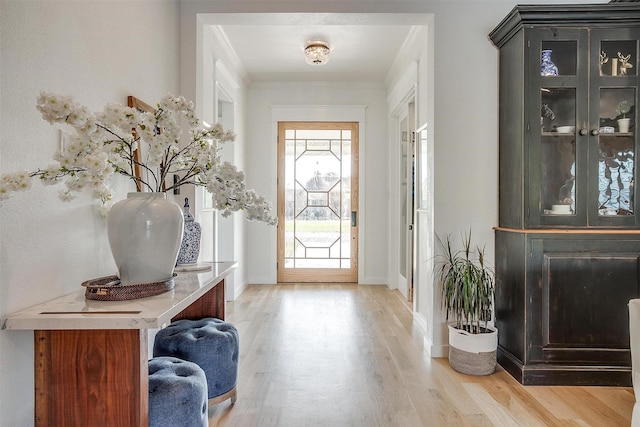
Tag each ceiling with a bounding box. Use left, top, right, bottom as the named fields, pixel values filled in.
left=206, top=14, right=432, bottom=84
left=218, top=24, right=414, bottom=83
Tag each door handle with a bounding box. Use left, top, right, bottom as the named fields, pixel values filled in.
left=351, top=211, right=357, bottom=227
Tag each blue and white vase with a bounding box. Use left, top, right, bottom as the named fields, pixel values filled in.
left=541, top=49, right=559, bottom=76
left=176, top=197, right=202, bottom=265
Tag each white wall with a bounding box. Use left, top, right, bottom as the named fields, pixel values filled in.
left=384, top=0, right=605, bottom=356
left=189, top=19, right=253, bottom=298
left=0, top=1, right=180, bottom=424
left=428, top=1, right=510, bottom=356
left=179, top=5, right=393, bottom=286
left=246, top=82, right=389, bottom=284
left=1, top=0, right=610, bottom=423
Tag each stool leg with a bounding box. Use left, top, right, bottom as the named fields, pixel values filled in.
left=207, top=386, right=237, bottom=406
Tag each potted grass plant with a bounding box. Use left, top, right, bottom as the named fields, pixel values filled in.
left=435, top=230, right=497, bottom=376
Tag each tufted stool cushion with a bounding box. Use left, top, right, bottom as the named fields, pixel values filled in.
left=154, top=318, right=239, bottom=404
left=148, top=356, right=208, bottom=427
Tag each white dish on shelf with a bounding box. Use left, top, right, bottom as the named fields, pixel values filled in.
left=556, top=126, right=575, bottom=134
left=174, top=262, right=213, bottom=272
left=551, top=204, right=571, bottom=214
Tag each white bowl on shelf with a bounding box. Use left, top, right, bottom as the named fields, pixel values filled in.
left=551, top=204, right=571, bottom=214
left=556, top=126, right=575, bottom=134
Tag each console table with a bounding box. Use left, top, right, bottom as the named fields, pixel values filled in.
left=1, top=261, right=237, bottom=427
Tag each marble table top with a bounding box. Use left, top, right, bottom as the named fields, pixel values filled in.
left=1, top=261, right=237, bottom=331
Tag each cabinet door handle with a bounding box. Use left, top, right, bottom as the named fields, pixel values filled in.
left=579, top=128, right=588, bottom=136
left=591, top=129, right=600, bottom=136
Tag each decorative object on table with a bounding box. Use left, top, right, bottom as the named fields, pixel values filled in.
left=108, top=192, right=183, bottom=285
left=176, top=197, right=202, bottom=266
left=435, top=230, right=497, bottom=376
left=540, top=49, right=558, bottom=76
left=0, top=92, right=277, bottom=294
left=154, top=318, right=239, bottom=405
left=174, top=262, right=213, bottom=272
left=618, top=52, right=633, bottom=76
left=81, top=273, right=176, bottom=301
left=616, top=100, right=632, bottom=133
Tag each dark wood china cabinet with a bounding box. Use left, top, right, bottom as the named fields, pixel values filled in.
left=490, top=3, right=640, bottom=385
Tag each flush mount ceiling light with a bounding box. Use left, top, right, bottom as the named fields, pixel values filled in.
left=304, top=41, right=330, bottom=66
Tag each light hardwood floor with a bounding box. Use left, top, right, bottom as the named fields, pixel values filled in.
left=208, top=284, right=635, bottom=426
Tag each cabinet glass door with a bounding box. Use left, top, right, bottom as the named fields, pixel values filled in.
left=529, top=30, right=588, bottom=227
left=590, top=29, right=639, bottom=227
left=540, top=87, right=577, bottom=215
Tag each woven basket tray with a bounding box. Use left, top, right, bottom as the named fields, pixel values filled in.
left=82, top=274, right=175, bottom=301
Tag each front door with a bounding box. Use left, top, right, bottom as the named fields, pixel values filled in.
left=277, top=121, right=359, bottom=282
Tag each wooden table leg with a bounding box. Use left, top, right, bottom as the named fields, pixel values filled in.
left=35, top=329, right=148, bottom=427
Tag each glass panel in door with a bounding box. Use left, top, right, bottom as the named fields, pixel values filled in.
left=591, top=32, right=638, bottom=226
left=597, top=87, right=636, bottom=217
left=277, top=122, right=358, bottom=283
left=541, top=87, right=577, bottom=216
left=541, top=40, right=577, bottom=77
left=599, top=40, right=637, bottom=77
left=529, top=30, right=588, bottom=227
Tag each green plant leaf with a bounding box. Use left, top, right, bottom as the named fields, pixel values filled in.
left=435, top=229, right=495, bottom=334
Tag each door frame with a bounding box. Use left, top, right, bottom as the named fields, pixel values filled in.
left=390, top=86, right=418, bottom=301
left=398, top=102, right=417, bottom=301
left=276, top=121, right=359, bottom=283
left=270, top=105, right=367, bottom=283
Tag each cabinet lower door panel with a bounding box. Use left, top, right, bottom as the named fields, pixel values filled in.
left=530, top=237, right=640, bottom=364
left=496, top=230, right=640, bottom=385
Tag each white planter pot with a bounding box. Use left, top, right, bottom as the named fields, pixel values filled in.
left=107, top=192, right=184, bottom=285
left=448, top=323, right=498, bottom=376
left=618, top=118, right=631, bottom=133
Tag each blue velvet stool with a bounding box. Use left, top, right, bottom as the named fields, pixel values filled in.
left=148, top=356, right=208, bottom=427
left=153, top=318, right=239, bottom=405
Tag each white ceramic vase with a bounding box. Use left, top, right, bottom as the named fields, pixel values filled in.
left=107, top=192, right=184, bottom=285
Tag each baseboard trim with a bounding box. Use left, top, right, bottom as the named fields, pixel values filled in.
left=413, top=312, right=428, bottom=332
left=424, top=335, right=448, bottom=358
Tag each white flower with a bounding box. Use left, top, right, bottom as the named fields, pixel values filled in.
left=0, top=92, right=276, bottom=225
left=58, top=189, right=76, bottom=202
left=96, top=202, right=112, bottom=219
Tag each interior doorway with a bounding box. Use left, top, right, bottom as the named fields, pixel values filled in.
left=277, top=121, right=359, bottom=283
left=399, top=101, right=416, bottom=302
